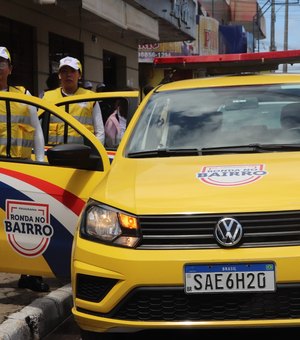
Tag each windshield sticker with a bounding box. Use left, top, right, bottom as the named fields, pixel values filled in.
left=196, top=164, right=267, bottom=187
left=4, top=200, right=54, bottom=257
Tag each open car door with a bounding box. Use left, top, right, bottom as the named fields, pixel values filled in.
left=41, top=90, right=140, bottom=161
left=0, top=92, right=110, bottom=280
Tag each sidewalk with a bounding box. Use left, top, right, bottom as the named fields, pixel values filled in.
left=0, top=273, right=72, bottom=339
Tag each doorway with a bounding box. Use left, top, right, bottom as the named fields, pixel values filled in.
left=103, top=50, right=126, bottom=91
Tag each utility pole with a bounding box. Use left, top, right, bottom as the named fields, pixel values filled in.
left=283, top=0, right=289, bottom=72
left=269, top=0, right=276, bottom=51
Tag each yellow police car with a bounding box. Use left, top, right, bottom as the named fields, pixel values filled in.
left=71, top=51, right=300, bottom=338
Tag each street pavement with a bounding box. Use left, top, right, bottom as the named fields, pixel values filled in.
left=0, top=272, right=72, bottom=339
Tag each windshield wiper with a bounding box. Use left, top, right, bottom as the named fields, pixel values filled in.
left=127, top=144, right=300, bottom=158
left=201, top=143, right=300, bottom=155
left=127, top=148, right=201, bottom=158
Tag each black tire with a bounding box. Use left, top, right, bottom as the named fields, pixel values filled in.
left=80, top=329, right=118, bottom=340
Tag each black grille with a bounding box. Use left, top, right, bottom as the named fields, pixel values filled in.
left=78, top=284, right=300, bottom=321
left=137, top=210, right=300, bottom=249
left=76, top=274, right=118, bottom=302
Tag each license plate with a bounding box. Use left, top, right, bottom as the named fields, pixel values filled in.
left=184, top=263, right=275, bottom=294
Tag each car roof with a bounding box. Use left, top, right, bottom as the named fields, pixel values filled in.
left=155, top=73, right=300, bottom=92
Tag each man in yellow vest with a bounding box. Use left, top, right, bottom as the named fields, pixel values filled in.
left=0, top=46, right=45, bottom=161
left=0, top=46, right=48, bottom=292
left=43, top=56, right=105, bottom=145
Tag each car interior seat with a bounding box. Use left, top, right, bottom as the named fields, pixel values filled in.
left=168, top=111, right=223, bottom=148
left=279, top=102, right=300, bottom=142
left=280, top=102, right=300, bottom=129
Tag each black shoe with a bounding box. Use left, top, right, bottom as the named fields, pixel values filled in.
left=18, top=275, right=50, bottom=292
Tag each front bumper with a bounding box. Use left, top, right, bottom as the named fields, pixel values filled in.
left=72, top=237, right=300, bottom=333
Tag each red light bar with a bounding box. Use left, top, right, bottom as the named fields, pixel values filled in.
left=153, top=50, right=300, bottom=75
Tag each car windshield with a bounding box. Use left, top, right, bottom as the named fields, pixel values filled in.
left=125, top=83, right=300, bottom=157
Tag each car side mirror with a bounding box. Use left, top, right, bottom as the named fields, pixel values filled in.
left=47, top=144, right=101, bottom=170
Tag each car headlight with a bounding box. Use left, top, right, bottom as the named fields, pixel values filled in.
left=80, top=202, right=141, bottom=248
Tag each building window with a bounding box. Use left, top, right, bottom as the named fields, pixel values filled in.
left=0, top=16, right=36, bottom=94
left=49, top=33, right=83, bottom=74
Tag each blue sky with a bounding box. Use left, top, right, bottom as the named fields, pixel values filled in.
left=258, top=0, right=300, bottom=71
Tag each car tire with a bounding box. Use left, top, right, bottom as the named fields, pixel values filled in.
left=80, top=329, right=118, bottom=339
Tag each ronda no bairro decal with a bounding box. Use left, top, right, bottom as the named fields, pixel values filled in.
left=4, top=200, right=54, bottom=257
left=196, top=164, right=267, bottom=187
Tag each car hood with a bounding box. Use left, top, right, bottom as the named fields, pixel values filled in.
left=94, top=152, right=300, bottom=215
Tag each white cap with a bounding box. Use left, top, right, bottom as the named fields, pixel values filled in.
left=59, top=56, right=82, bottom=73
left=0, top=47, right=11, bottom=62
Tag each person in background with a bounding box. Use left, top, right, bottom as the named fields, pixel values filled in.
left=39, top=72, right=60, bottom=98
left=83, top=80, right=93, bottom=90
left=96, top=82, right=106, bottom=92
left=104, top=97, right=128, bottom=148
left=0, top=46, right=48, bottom=292
left=43, top=56, right=105, bottom=145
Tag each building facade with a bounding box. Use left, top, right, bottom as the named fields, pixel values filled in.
left=0, top=0, right=266, bottom=96
left=138, top=0, right=267, bottom=88
left=0, top=0, right=197, bottom=95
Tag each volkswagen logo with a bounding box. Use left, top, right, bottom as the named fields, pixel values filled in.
left=214, top=217, right=243, bottom=247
